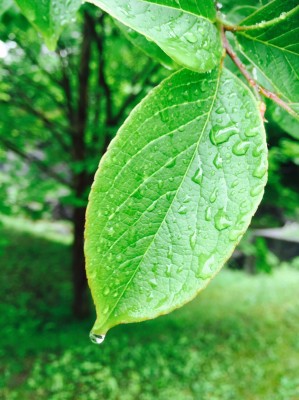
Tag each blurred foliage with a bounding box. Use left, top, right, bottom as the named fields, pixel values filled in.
left=0, top=4, right=168, bottom=220
left=0, top=219, right=299, bottom=400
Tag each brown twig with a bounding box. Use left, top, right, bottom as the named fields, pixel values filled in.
left=221, top=28, right=298, bottom=120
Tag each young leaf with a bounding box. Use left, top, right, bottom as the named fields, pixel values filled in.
left=236, top=0, right=299, bottom=115
left=88, top=0, right=222, bottom=73
left=14, top=0, right=82, bottom=50
left=85, top=67, right=268, bottom=336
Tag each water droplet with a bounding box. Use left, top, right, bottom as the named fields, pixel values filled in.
left=245, top=127, right=259, bottom=137
left=103, top=305, right=110, bottom=314
left=150, top=277, right=157, bottom=288
left=148, top=202, right=155, bottom=212
left=103, top=287, right=110, bottom=296
left=196, top=254, right=215, bottom=279
left=184, top=32, right=197, bottom=43
left=166, top=264, right=171, bottom=277
left=253, top=159, right=267, bottom=178
left=158, top=180, right=163, bottom=189
left=232, top=140, right=250, bottom=156
left=205, top=206, right=212, bottom=221
left=216, top=106, right=225, bottom=114
left=250, top=184, right=264, bottom=197
left=240, top=199, right=251, bottom=214
left=191, top=165, right=203, bottom=185
left=116, top=254, right=122, bottom=262
left=252, top=143, right=264, bottom=157
left=166, top=158, right=176, bottom=168
left=214, top=209, right=232, bottom=231
left=213, top=153, right=223, bottom=169
left=178, top=205, right=187, bottom=215
left=189, top=231, right=196, bottom=249
left=231, top=179, right=238, bottom=188
left=167, top=246, right=173, bottom=260
left=210, top=124, right=239, bottom=145
left=90, top=332, right=105, bottom=345
left=160, top=109, right=170, bottom=123
left=209, top=188, right=218, bottom=203
left=229, top=229, right=243, bottom=241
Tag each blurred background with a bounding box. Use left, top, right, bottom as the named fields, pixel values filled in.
left=0, top=2, right=298, bottom=400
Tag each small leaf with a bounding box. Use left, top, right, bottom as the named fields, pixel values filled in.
left=88, top=0, right=222, bottom=73
left=85, top=67, right=268, bottom=335
left=14, top=0, right=82, bottom=50
left=236, top=0, right=299, bottom=116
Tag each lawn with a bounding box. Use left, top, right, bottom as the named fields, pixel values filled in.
left=1, top=218, right=299, bottom=400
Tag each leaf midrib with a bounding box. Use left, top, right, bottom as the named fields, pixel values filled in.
left=99, top=66, right=223, bottom=330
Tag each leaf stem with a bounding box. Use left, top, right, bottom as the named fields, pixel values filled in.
left=221, top=28, right=297, bottom=120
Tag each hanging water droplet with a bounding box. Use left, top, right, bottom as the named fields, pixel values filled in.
left=213, top=153, right=223, bottom=169
left=209, top=188, right=218, bottom=203
left=191, top=165, right=203, bottom=185
left=89, top=332, right=105, bottom=345
left=232, top=140, right=250, bottom=156
left=214, top=209, right=232, bottom=231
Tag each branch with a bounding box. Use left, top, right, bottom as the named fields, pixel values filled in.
left=1, top=93, right=71, bottom=154
left=0, top=137, right=72, bottom=188
left=222, top=28, right=298, bottom=120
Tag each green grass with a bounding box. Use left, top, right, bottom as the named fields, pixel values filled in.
left=1, top=219, right=299, bottom=400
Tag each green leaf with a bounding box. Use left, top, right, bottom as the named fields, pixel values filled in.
left=14, top=0, right=82, bottom=50
left=236, top=0, right=299, bottom=115
left=85, top=67, right=268, bottom=336
left=88, top=0, right=222, bottom=73
left=115, top=21, right=177, bottom=69
left=268, top=101, right=299, bottom=140
left=141, top=0, right=216, bottom=20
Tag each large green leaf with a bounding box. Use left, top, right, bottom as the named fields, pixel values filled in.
left=88, top=0, right=222, bottom=73
left=115, top=21, right=177, bottom=69
left=85, top=67, right=268, bottom=337
left=141, top=0, right=216, bottom=20
left=14, top=0, right=82, bottom=50
left=236, top=0, right=299, bottom=115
